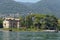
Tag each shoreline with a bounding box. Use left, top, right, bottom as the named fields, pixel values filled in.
left=0, top=28, right=58, bottom=32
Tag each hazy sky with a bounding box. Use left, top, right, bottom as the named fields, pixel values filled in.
left=14, top=0, right=40, bottom=3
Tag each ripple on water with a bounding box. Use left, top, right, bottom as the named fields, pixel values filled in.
left=0, top=31, right=59, bottom=40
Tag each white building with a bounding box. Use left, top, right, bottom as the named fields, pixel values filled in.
left=3, top=18, right=20, bottom=28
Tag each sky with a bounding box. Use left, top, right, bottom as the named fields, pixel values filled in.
left=14, top=0, right=40, bottom=3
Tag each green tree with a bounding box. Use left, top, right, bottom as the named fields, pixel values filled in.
left=44, top=15, right=58, bottom=30
left=0, top=18, right=3, bottom=28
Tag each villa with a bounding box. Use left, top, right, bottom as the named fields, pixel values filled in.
left=3, top=17, right=20, bottom=28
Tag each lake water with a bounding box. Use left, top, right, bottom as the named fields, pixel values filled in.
left=0, top=31, right=60, bottom=40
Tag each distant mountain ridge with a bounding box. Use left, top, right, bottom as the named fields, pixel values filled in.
left=0, top=0, right=30, bottom=14
left=0, top=0, right=60, bottom=18
left=30, top=0, right=60, bottom=18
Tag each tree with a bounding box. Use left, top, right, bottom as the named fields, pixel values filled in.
left=0, top=18, right=3, bottom=28
left=44, top=15, right=58, bottom=30
left=19, top=14, right=58, bottom=30
left=25, top=15, right=33, bottom=28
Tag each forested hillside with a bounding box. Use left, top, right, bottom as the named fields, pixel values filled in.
left=0, top=0, right=60, bottom=18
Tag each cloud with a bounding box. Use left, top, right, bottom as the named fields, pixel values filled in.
left=14, top=0, right=40, bottom=3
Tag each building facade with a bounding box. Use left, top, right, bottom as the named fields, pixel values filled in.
left=3, top=18, right=20, bottom=28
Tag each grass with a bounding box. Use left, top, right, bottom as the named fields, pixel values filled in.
left=0, top=28, right=44, bottom=32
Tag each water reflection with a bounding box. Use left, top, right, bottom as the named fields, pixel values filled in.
left=0, top=31, right=3, bottom=40
left=0, top=31, right=59, bottom=40
left=3, top=31, right=9, bottom=40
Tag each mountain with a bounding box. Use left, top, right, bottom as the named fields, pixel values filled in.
left=0, top=0, right=30, bottom=14
left=30, top=0, right=60, bottom=18
left=30, top=0, right=52, bottom=14
left=0, top=0, right=60, bottom=18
